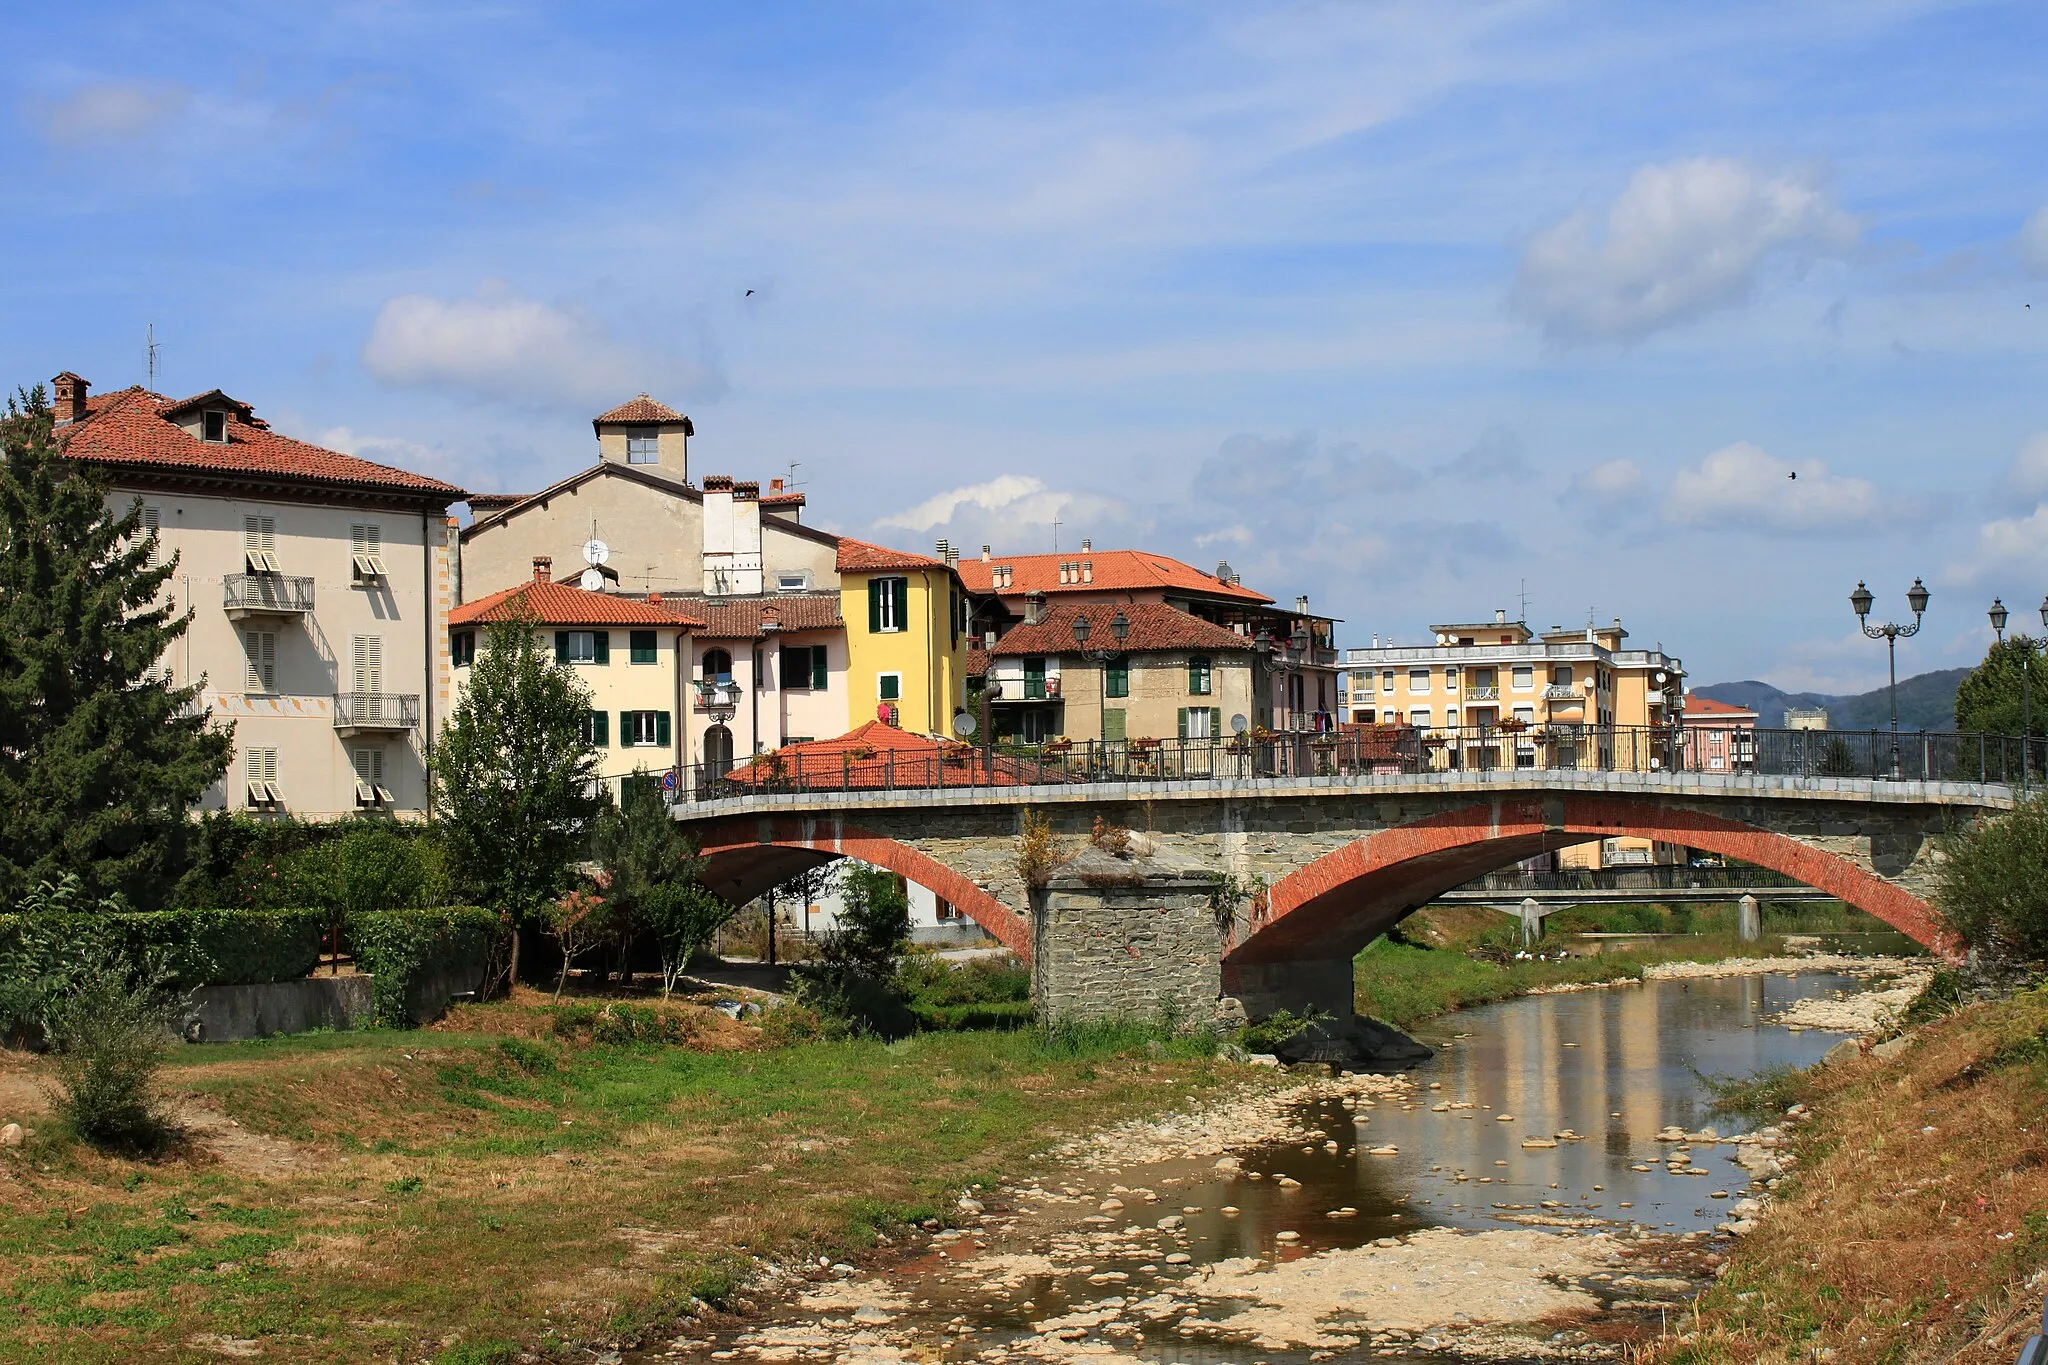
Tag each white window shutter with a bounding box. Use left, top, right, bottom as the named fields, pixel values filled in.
left=141, top=506, right=161, bottom=565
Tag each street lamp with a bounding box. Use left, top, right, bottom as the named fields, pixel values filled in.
left=1070, top=610, right=1130, bottom=746
left=1851, top=577, right=1928, bottom=779
left=1998, top=596, right=2048, bottom=789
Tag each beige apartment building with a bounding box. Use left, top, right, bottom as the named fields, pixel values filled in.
left=985, top=602, right=1257, bottom=744
left=52, top=372, right=464, bottom=818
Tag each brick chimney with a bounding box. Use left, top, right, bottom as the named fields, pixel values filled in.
left=1024, top=590, right=1045, bottom=626
left=51, top=372, right=89, bottom=425
left=533, top=556, right=552, bottom=582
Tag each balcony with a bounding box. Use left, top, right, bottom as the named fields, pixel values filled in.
left=332, top=692, right=419, bottom=735
left=224, top=573, right=314, bottom=621
left=1467, top=684, right=1500, bottom=700
left=694, top=680, right=743, bottom=713
left=1544, top=684, right=1585, bottom=702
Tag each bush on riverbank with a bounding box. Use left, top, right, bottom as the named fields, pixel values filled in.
left=1935, top=790, right=2048, bottom=966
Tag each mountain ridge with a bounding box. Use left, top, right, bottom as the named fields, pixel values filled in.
left=1691, top=668, right=1970, bottom=732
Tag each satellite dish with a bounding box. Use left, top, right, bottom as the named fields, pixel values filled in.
left=582, top=538, right=610, bottom=567
left=579, top=568, right=606, bottom=591
left=952, top=712, right=978, bottom=738
left=1230, top=713, right=1250, bottom=735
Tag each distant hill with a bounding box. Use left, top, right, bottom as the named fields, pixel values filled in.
left=1692, top=668, right=1971, bottom=732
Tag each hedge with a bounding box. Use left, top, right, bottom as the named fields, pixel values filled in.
left=0, top=907, right=324, bottom=988
left=345, top=906, right=501, bottom=1028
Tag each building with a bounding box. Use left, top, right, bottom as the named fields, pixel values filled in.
left=955, top=542, right=1339, bottom=732
left=835, top=540, right=970, bottom=737
left=1785, top=707, right=1830, bottom=731
left=446, top=559, right=704, bottom=791
left=1681, top=695, right=1760, bottom=772
left=683, top=593, right=846, bottom=774
left=984, top=602, right=1257, bottom=744
left=52, top=372, right=464, bottom=818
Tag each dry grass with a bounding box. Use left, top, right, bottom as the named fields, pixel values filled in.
left=1644, top=984, right=2048, bottom=1364
left=0, top=999, right=1238, bottom=1363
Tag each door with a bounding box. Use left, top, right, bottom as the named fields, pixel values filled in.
left=352, top=636, right=384, bottom=721
left=703, top=724, right=734, bottom=780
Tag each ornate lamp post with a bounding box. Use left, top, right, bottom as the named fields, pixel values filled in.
left=1069, top=610, right=1130, bottom=745
left=1993, top=595, right=2048, bottom=789
left=1851, top=577, right=1929, bottom=779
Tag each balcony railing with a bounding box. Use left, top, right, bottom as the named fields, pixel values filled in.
left=1467, top=685, right=1500, bottom=700
left=694, top=680, right=743, bottom=712
left=332, top=693, right=419, bottom=733
left=1544, top=684, right=1584, bottom=701
left=224, top=573, right=314, bottom=618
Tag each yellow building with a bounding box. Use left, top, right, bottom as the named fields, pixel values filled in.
left=448, top=558, right=706, bottom=790
left=835, top=540, right=970, bottom=736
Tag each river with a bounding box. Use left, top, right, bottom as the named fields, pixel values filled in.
left=639, top=968, right=1901, bottom=1364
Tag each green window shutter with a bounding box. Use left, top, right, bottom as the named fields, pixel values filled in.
left=1211, top=708, right=1222, bottom=739
left=555, top=631, right=570, bottom=664
left=811, top=646, right=828, bottom=691
left=780, top=644, right=800, bottom=688
left=950, top=589, right=960, bottom=646
left=1177, top=707, right=1189, bottom=739
left=1104, top=708, right=1126, bottom=742
left=630, top=630, right=656, bottom=663
left=620, top=711, right=633, bottom=746
left=594, top=710, right=610, bottom=746
left=593, top=631, right=610, bottom=664
left=656, top=711, right=671, bottom=747
left=867, top=579, right=883, bottom=633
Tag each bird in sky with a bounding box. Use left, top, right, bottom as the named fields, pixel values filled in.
left=745, top=289, right=755, bottom=297
left=1789, top=471, right=1798, bottom=480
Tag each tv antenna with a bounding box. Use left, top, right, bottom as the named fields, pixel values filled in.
left=1050, top=517, right=1062, bottom=553
left=1517, top=578, right=1530, bottom=624
left=783, top=461, right=805, bottom=490
left=146, top=324, right=159, bottom=388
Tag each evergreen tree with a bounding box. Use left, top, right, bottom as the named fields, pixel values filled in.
left=592, top=772, right=729, bottom=995
left=1955, top=635, right=2046, bottom=737
left=432, top=613, right=602, bottom=985
left=0, top=386, right=232, bottom=906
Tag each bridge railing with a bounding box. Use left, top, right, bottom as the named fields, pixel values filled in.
left=675, top=724, right=2042, bottom=801
left=1463, top=864, right=1810, bottom=894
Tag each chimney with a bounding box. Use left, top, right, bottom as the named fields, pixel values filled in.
left=1080, top=537, right=1091, bottom=552
left=770, top=478, right=783, bottom=493
left=980, top=544, right=991, bottom=562
left=647, top=591, right=663, bottom=604
left=1612, top=617, right=1623, bottom=631
left=1024, top=590, right=1045, bottom=626
left=935, top=537, right=951, bottom=561
left=733, top=480, right=759, bottom=500
left=51, top=372, right=89, bottom=425
left=1295, top=594, right=1310, bottom=614
left=1058, top=562, right=1071, bottom=585
left=1494, top=608, right=1506, bottom=625
left=1080, top=559, right=1092, bottom=584
left=533, top=556, right=552, bottom=582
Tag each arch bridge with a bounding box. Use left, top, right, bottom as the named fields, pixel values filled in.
left=677, top=766, right=2014, bottom=1036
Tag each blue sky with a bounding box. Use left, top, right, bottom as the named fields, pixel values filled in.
left=7, top=1, right=2048, bottom=692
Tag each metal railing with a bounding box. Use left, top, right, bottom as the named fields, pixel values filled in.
left=332, top=692, right=420, bottom=730
left=223, top=572, right=314, bottom=614
left=693, top=681, right=743, bottom=711
left=1465, top=864, right=1808, bottom=893
left=672, top=724, right=2040, bottom=802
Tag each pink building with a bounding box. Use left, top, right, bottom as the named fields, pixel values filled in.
left=1682, top=694, right=1759, bottom=771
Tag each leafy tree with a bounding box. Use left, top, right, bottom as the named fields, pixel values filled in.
left=790, top=863, right=914, bottom=1037
left=287, top=823, right=438, bottom=970
left=592, top=772, right=731, bottom=995
left=0, top=386, right=232, bottom=907
left=1955, top=636, right=2047, bottom=736
left=1935, top=791, right=2048, bottom=964
left=541, top=888, right=614, bottom=999
left=432, top=614, right=602, bottom=988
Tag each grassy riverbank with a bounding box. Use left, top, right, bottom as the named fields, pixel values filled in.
left=0, top=991, right=1241, bottom=1363
left=1645, top=983, right=2048, bottom=1364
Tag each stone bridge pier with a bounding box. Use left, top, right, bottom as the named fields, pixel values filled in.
left=680, top=772, right=2002, bottom=1045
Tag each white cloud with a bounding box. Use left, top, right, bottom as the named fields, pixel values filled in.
left=1663, top=441, right=1877, bottom=530
left=878, top=475, right=1052, bottom=532
left=362, top=282, right=704, bottom=407
left=2021, top=207, right=2048, bottom=274
left=34, top=81, right=190, bottom=145
left=2009, top=433, right=2048, bottom=499
left=1574, top=458, right=1644, bottom=498
left=1194, top=524, right=1254, bottom=550
left=313, top=425, right=471, bottom=484
left=1511, top=158, right=1858, bottom=343
left=875, top=474, right=1123, bottom=551
left=1947, top=503, right=2048, bottom=583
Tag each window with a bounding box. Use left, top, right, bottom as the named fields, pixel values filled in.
left=581, top=711, right=610, bottom=747
left=702, top=648, right=732, bottom=681
left=242, top=515, right=279, bottom=574
left=621, top=710, right=672, bottom=748
left=1356, top=708, right=1376, bottom=725
left=1019, top=708, right=1053, bottom=743
left=140, top=505, right=161, bottom=566
left=625, top=426, right=660, bottom=464
left=1381, top=669, right=1396, bottom=693
left=1511, top=665, right=1534, bottom=691
left=1445, top=708, right=1459, bottom=728
left=867, top=576, right=907, bottom=633
left=629, top=630, right=658, bottom=664
left=878, top=673, right=902, bottom=702
left=1409, top=707, right=1431, bottom=729
left=1553, top=665, right=1574, bottom=687
left=935, top=897, right=961, bottom=921
left=242, top=629, right=277, bottom=692
left=1103, top=708, right=1127, bottom=741
left=202, top=409, right=228, bottom=443
left=350, top=523, right=387, bottom=581
left=1023, top=657, right=1046, bottom=700
left=556, top=630, right=609, bottom=664
left=781, top=644, right=828, bottom=690
left=1513, top=705, right=1535, bottom=724
left=775, top=570, right=812, bottom=593
left=1179, top=706, right=1220, bottom=740
left=452, top=631, right=476, bottom=666
left=1445, top=667, right=1459, bottom=691
left=1188, top=656, right=1213, bottom=696
left=245, top=747, right=281, bottom=807
left=352, top=748, right=394, bottom=807
left=1105, top=656, right=1129, bottom=698
left=351, top=635, right=383, bottom=697
left=1407, top=667, right=1430, bottom=693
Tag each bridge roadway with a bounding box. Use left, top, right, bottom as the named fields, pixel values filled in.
left=677, top=767, right=2010, bottom=1032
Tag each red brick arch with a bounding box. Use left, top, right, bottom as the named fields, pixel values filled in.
left=1232, top=794, right=1953, bottom=964
left=692, top=817, right=1031, bottom=960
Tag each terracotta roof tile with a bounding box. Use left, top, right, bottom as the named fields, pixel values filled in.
left=956, top=548, right=1272, bottom=604
left=450, top=578, right=705, bottom=628
left=1683, top=696, right=1759, bottom=719
left=836, top=538, right=946, bottom=572
left=593, top=393, right=689, bottom=425
left=687, top=594, right=844, bottom=639
left=58, top=386, right=464, bottom=499
left=990, top=602, right=1256, bottom=657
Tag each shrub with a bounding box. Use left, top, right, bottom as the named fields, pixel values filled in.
left=44, top=947, right=179, bottom=1152
left=788, top=866, right=914, bottom=1037
left=1017, top=809, right=1068, bottom=888
left=1935, top=792, right=2048, bottom=964
left=1236, top=1006, right=1327, bottom=1055
left=346, top=906, right=501, bottom=1028
left=0, top=907, right=319, bottom=996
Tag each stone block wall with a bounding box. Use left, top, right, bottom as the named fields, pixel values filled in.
left=1032, top=851, right=1223, bottom=1026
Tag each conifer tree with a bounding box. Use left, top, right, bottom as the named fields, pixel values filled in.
left=0, top=385, right=233, bottom=906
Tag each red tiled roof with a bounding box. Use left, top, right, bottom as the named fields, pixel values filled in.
left=722, top=721, right=1063, bottom=790
left=464, top=492, right=526, bottom=511
left=593, top=393, right=689, bottom=425
left=837, top=538, right=946, bottom=572
left=964, top=646, right=990, bottom=677
left=58, top=385, right=465, bottom=499
left=956, top=548, right=1273, bottom=604
left=1683, top=696, right=1759, bottom=720
left=690, top=594, right=844, bottom=639
left=450, top=578, right=705, bottom=628
left=760, top=492, right=806, bottom=509
left=990, top=602, right=1257, bottom=657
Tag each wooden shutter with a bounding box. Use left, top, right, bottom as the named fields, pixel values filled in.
left=244, top=630, right=275, bottom=691
left=1210, top=708, right=1222, bottom=739
left=620, top=711, right=634, bottom=746
left=140, top=506, right=161, bottom=565
left=592, top=710, right=609, bottom=746
left=1103, top=708, right=1126, bottom=742
left=811, top=646, right=828, bottom=691
left=593, top=631, right=610, bottom=664
left=867, top=579, right=883, bottom=633
left=555, top=631, right=570, bottom=663
left=1177, top=707, right=1188, bottom=739
left=656, top=711, right=671, bottom=747
left=352, top=636, right=383, bottom=694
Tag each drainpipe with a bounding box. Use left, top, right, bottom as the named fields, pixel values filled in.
left=422, top=509, right=434, bottom=820
left=750, top=644, right=761, bottom=753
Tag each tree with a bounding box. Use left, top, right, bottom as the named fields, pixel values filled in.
left=287, top=823, right=437, bottom=970
left=1935, top=791, right=2048, bottom=964
left=1955, top=636, right=2046, bottom=737
left=432, top=614, right=602, bottom=988
left=789, top=863, right=915, bottom=1037
left=0, top=386, right=233, bottom=907
left=592, top=771, right=732, bottom=994
left=541, top=888, right=614, bottom=999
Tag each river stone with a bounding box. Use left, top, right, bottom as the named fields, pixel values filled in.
left=1823, top=1039, right=1862, bottom=1065
left=0, top=1123, right=21, bottom=1148
left=1872, top=1035, right=1912, bottom=1061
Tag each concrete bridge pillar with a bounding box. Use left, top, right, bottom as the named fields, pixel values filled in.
left=1739, top=893, right=1761, bottom=942
left=1520, top=897, right=1543, bottom=946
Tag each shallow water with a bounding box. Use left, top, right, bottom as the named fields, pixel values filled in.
left=645, top=972, right=1876, bottom=1363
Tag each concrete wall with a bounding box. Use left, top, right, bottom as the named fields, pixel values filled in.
left=184, top=976, right=374, bottom=1041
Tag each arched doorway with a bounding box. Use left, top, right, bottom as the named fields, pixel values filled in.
left=703, top=724, right=734, bottom=780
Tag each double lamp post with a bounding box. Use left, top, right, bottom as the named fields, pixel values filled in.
left=1987, top=593, right=2048, bottom=787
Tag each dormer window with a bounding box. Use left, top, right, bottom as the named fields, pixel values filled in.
left=202, top=409, right=228, bottom=443
left=775, top=570, right=812, bottom=593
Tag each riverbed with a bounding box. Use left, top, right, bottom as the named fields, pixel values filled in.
left=638, top=968, right=1904, bottom=1364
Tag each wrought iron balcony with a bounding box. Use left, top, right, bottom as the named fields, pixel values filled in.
left=1467, top=684, right=1500, bottom=700
left=694, top=680, right=743, bottom=712
left=1544, top=684, right=1584, bottom=701
left=333, top=692, right=419, bottom=735
left=224, top=573, right=314, bottom=620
